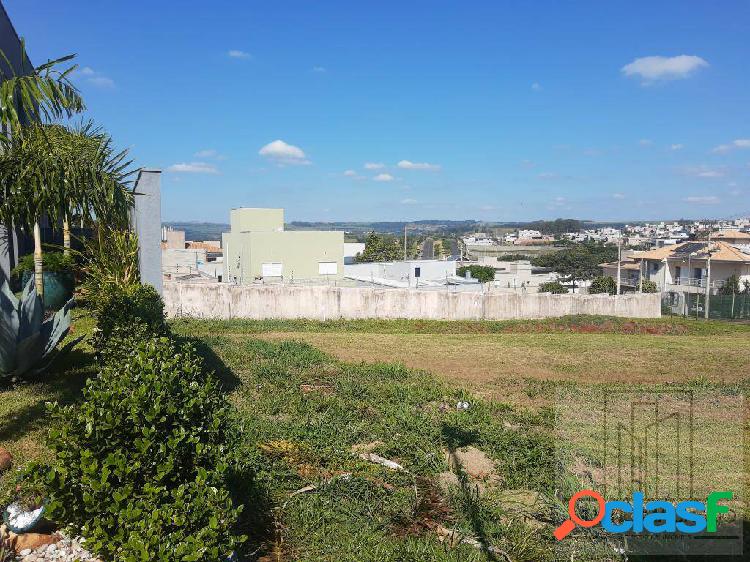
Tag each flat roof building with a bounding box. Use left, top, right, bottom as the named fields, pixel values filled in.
left=222, top=208, right=344, bottom=283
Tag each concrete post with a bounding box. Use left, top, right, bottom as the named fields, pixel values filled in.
left=131, top=169, right=163, bottom=295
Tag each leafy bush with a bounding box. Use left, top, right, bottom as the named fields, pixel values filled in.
left=10, top=251, right=76, bottom=290
left=537, top=281, right=567, bottom=294
left=456, top=265, right=496, bottom=283
left=589, top=276, right=617, bottom=295
left=92, top=283, right=167, bottom=356
left=40, top=334, right=244, bottom=561
left=640, top=279, right=658, bottom=293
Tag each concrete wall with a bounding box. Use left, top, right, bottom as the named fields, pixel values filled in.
left=131, top=169, right=163, bottom=295
left=164, top=282, right=661, bottom=320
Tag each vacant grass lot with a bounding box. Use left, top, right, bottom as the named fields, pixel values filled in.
left=173, top=316, right=750, bottom=405
left=2, top=314, right=747, bottom=560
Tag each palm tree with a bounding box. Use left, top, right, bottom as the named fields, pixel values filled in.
left=0, top=123, right=135, bottom=300
left=0, top=41, right=84, bottom=297
left=0, top=41, right=83, bottom=135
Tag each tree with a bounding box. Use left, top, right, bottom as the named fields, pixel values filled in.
left=589, top=276, right=617, bottom=295
left=0, top=123, right=133, bottom=301
left=718, top=274, right=741, bottom=296
left=0, top=42, right=84, bottom=135
left=532, top=243, right=618, bottom=290
left=355, top=232, right=403, bottom=262
left=640, top=279, right=658, bottom=293
left=457, top=265, right=495, bottom=283
left=538, top=280, right=567, bottom=294
left=0, top=44, right=84, bottom=298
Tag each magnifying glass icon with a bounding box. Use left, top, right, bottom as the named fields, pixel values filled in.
left=554, top=489, right=606, bottom=540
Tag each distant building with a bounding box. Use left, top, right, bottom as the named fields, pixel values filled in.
left=601, top=241, right=750, bottom=293
left=345, top=259, right=458, bottom=288
left=222, top=208, right=344, bottom=283
left=343, top=242, right=365, bottom=264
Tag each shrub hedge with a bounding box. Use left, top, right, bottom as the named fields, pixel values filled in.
left=41, top=332, right=244, bottom=560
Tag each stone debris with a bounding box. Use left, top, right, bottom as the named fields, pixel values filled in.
left=0, top=525, right=101, bottom=562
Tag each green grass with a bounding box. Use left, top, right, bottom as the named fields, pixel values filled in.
left=171, top=315, right=750, bottom=337
left=180, top=333, right=614, bottom=561
left=3, top=313, right=747, bottom=560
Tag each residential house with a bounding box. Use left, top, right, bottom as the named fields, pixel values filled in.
left=632, top=241, right=750, bottom=293
left=222, top=208, right=344, bottom=283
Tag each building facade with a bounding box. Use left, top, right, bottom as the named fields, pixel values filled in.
left=222, top=208, right=344, bottom=283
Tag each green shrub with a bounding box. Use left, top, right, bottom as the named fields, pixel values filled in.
left=640, top=279, right=658, bottom=293
left=456, top=265, right=496, bottom=283
left=92, top=283, right=167, bottom=355
left=537, top=280, right=567, bottom=294
left=10, top=251, right=76, bottom=289
left=40, top=335, right=244, bottom=561
left=589, top=276, right=617, bottom=295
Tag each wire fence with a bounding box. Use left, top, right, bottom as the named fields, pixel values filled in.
left=662, top=291, right=750, bottom=320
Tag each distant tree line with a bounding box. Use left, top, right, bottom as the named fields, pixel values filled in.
left=532, top=242, right=618, bottom=288
left=525, top=219, right=582, bottom=235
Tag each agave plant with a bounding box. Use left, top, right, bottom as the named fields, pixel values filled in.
left=0, top=276, right=75, bottom=378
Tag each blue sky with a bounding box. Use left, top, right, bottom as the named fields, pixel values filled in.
left=5, top=0, right=749, bottom=223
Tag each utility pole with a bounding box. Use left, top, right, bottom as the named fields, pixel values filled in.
left=704, top=231, right=712, bottom=319
left=616, top=235, right=622, bottom=296
left=403, top=225, right=409, bottom=261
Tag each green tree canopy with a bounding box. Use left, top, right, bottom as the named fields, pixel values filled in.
left=457, top=265, right=495, bottom=283
left=589, top=276, right=617, bottom=295
left=355, top=232, right=403, bottom=262
left=532, top=243, right=618, bottom=286
left=538, top=280, right=567, bottom=294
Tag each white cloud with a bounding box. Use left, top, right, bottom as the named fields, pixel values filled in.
left=194, top=149, right=226, bottom=160
left=531, top=82, right=541, bottom=91
left=683, top=165, right=725, bottom=178
left=373, top=173, right=395, bottom=182
left=258, top=140, right=310, bottom=165
left=712, top=139, right=750, bottom=153
left=670, top=144, right=684, bottom=151
left=397, top=160, right=441, bottom=171
left=400, top=198, right=417, bottom=205
left=612, top=193, right=626, bottom=199
left=343, top=170, right=357, bottom=177
left=364, top=162, right=385, bottom=170
left=311, top=66, right=326, bottom=73
left=684, top=195, right=719, bottom=204
left=228, top=50, right=251, bottom=59
left=621, top=55, right=708, bottom=83
left=520, top=159, right=535, bottom=168
left=87, top=76, right=115, bottom=89
left=639, top=139, right=654, bottom=146
left=74, top=67, right=115, bottom=89
left=537, top=172, right=558, bottom=179
left=167, top=162, right=219, bottom=174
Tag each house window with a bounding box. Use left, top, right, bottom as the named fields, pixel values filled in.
left=318, top=261, right=338, bottom=275
left=414, top=267, right=421, bottom=278
left=675, top=266, right=681, bottom=281
left=262, top=262, right=283, bottom=277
